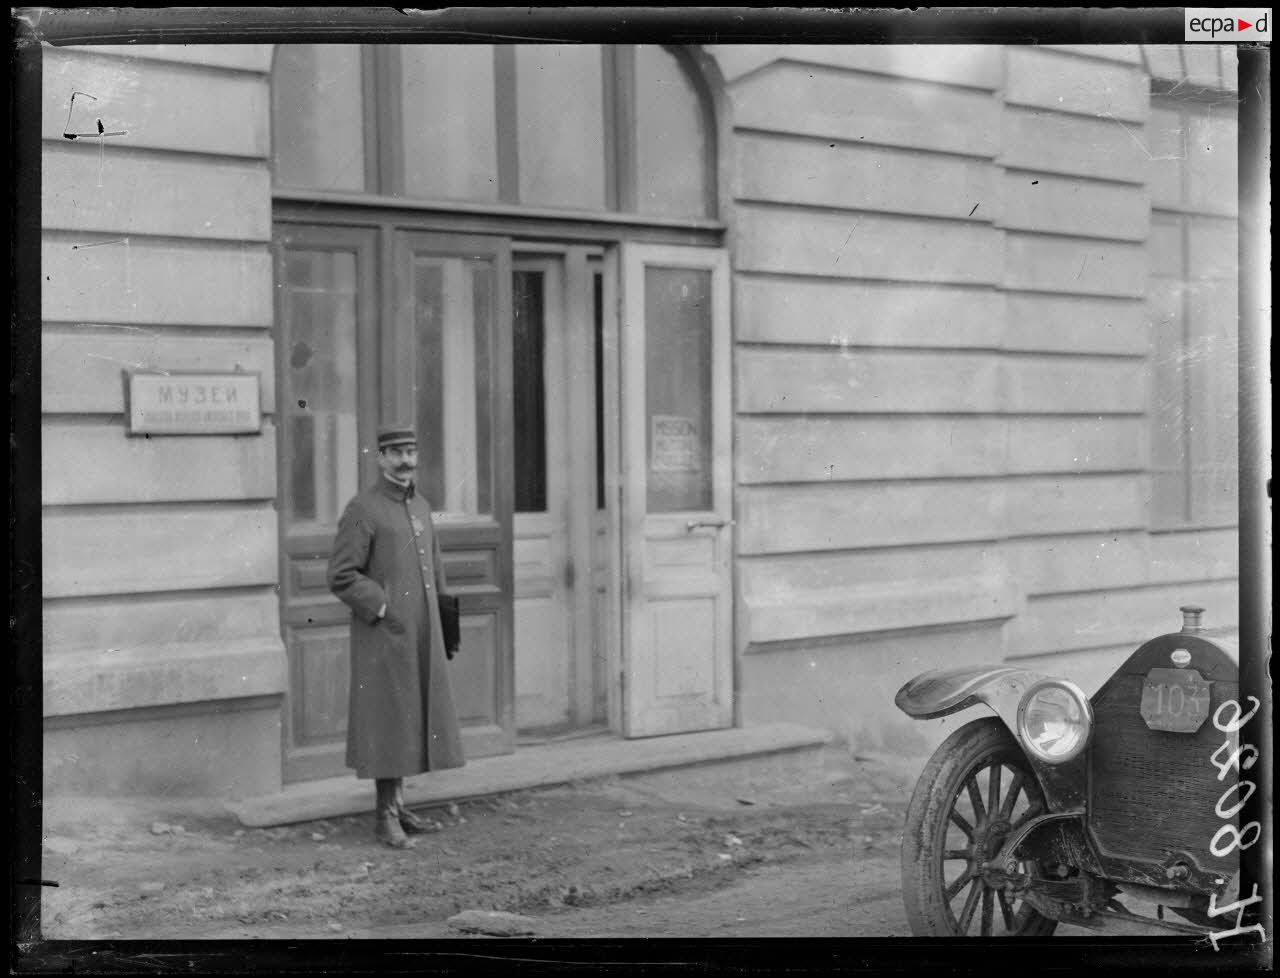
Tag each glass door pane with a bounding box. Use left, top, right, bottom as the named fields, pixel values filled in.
left=410, top=255, right=496, bottom=515
left=280, top=248, right=361, bottom=527
left=644, top=266, right=713, bottom=513
left=513, top=269, right=548, bottom=513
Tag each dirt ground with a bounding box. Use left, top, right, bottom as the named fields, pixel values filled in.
left=36, top=746, right=1159, bottom=943
left=37, top=747, right=914, bottom=940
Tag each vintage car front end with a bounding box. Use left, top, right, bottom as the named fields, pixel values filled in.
left=896, top=605, right=1246, bottom=938
left=1083, top=606, right=1244, bottom=925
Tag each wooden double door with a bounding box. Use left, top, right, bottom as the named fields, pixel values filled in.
left=275, top=219, right=734, bottom=783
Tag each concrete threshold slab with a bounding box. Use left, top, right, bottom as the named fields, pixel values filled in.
left=228, top=722, right=830, bottom=828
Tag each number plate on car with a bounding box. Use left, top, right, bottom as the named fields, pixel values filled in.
left=1140, top=667, right=1212, bottom=733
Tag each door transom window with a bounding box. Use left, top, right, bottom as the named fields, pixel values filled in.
left=272, top=43, right=716, bottom=219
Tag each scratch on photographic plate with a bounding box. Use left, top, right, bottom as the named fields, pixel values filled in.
left=84, top=353, right=166, bottom=373
left=834, top=218, right=862, bottom=265
left=71, top=237, right=129, bottom=250
left=70, top=236, right=134, bottom=303
left=1102, top=111, right=1186, bottom=163
left=96, top=324, right=156, bottom=335
left=62, top=90, right=128, bottom=187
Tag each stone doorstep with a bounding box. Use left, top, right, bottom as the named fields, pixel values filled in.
left=227, top=722, right=831, bottom=828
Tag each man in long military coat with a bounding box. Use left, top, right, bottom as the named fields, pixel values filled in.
left=328, top=424, right=465, bottom=848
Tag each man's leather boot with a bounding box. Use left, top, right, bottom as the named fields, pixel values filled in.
left=374, top=778, right=415, bottom=849
left=394, top=780, right=433, bottom=835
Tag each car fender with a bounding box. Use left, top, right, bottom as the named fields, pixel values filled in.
left=895, top=665, right=1090, bottom=811
left=895, top=665, right=1054, bottom=731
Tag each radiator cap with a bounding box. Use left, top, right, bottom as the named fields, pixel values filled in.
left=1180, top=605, right=1206, bottom=633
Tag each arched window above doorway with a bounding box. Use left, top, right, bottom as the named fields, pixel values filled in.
left=633, top=45, right=711, bottom=218
left=272, top=45, right=368, bottom=193
left=271, top=44, right=716, bottom=219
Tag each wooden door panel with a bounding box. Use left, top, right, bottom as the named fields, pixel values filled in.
left=275, top=224, right=378, bottom=784
left=441, top=549, right=499, bottom=586
left=282, top=599, right=349, bottom=630
left=451, top=612, right=498, bottom=723
left=438, top=523, right=510, bottom=758
left=510, top=257, right=575, bottom=732
left=290, top=559, right=332, bottom=593
left=514, top=517, right=573, bottom=729
left=393, top=230, right=515, bottom=760
left=276, top=222, right=515, bottom=783
left=650, top=600, right=719, bottom=696
left=514, top=531, right=558, bottom=598
left=591, top=514, right=614, bottom=725
left=452, top=608, right=511, bottom=757
left=648, top=534, right=718, bottom=570
left=620, top=244, right=734, bottom=738
left=288, top=627, right=351, bottom=744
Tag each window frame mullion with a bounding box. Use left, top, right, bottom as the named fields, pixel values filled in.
left=494, top=45, right=521, bottom=205
left=608, top=44, right=638, bottom=213
left=360, top=45, right=380, bottom=195
left=371, top=45, right=405, bottom=196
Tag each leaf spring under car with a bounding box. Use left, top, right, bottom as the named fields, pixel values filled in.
left=992, top=809, right=1221, bottom=936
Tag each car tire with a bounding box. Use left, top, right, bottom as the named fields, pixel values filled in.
left=900, top=717, right=1060, bottom=937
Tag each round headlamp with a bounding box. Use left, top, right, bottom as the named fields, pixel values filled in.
left=1016, top=679, right=1093, bottom=764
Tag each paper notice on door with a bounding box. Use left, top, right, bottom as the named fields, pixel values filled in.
left=651, top=415, right=701, bottom=472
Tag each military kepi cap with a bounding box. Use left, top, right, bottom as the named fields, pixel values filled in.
left=377, top=424, right=417, bottom=450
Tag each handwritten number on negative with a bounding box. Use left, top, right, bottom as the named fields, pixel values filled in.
left=62, top=91, right=127, bottom=140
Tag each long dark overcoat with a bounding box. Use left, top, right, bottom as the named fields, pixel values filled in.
left=327, top=476, right=465, bottom=779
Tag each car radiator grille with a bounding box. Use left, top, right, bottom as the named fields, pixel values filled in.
left=1090, top=674, right=1240, bottom=875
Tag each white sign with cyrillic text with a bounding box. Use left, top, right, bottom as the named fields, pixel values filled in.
left=127, top=372, right=262, bottom=435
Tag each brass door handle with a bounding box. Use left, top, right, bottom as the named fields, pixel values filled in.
left=685, top=518, right=734, bottom=532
